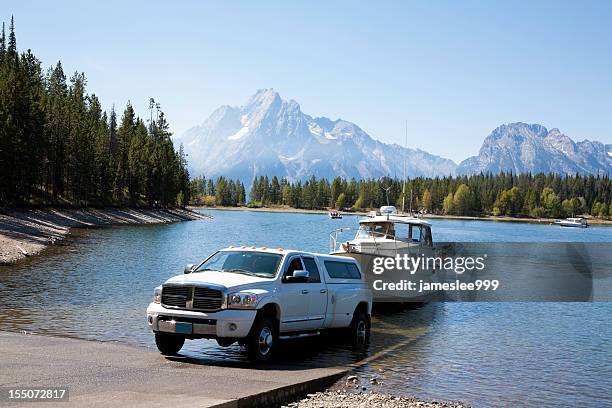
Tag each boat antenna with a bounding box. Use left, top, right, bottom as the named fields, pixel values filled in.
left=402, top=120, right=407, bottom=214
left=410, top=186, right=413, bottom=215
left=383, top=185, right=391, bottom=206
left=377, top=137, right=393, bottom=208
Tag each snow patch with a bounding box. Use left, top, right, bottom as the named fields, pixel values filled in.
left=324, top=132, right=337, bottom=140
left=308, top=123, right=322, bottom=136
left=228, top=126, right=249, bottom=140
left=608, top=151, right=612, bottom=157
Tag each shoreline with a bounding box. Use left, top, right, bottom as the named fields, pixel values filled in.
left=190, top=205, right=612, bottom=225
left=0, top=207, right=210, bottom=265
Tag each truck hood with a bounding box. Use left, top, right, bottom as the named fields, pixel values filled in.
left=164, top=271, right=275, bottom=290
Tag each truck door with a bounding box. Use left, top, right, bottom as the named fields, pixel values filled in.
left=301, top=256, right=328, bottom=330
left=278, top=256, right=311, bottom=332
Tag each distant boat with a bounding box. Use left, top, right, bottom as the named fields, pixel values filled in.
left=380, top=205, right=398, bottom=215
left=553, top=217, right=588, bottom=228
left=328, top=210, right=342, bottom=219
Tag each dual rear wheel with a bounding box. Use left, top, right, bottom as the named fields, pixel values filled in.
left=348, top=310, right=371, bottom=348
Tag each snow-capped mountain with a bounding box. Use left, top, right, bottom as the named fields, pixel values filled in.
left=457, top=123, right=612, bottom=176
left=176, top=89, right=457, bottom=183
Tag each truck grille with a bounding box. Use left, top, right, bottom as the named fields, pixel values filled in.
left=161, top=285, right=224, bottom=311
left=193, top=287, right=224, bottom=310
left=161, top=286, right=190, bottom=308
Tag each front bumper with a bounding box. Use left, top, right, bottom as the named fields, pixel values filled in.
left=146, top=302, right=257, bottom=338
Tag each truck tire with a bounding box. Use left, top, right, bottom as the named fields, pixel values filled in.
left=155, top=332, right=185, bottom=355
left=348, top=311, right=370, bottom=348
left=246, top=316, right=276, bottom=362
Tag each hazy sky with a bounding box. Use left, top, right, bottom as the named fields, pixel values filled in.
left=6, top=0, right=612, bottom=162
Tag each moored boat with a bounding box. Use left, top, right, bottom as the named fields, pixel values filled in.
left=328, top=210, right=342, bottom=219
left=553, top=217, right=588, bottom=228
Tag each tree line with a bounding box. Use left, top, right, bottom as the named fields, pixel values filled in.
left=192, top=172, right=612, bottom=219
left=189, top=175, right=246, bottom=207
left=0, top=17, right=189, bottom=207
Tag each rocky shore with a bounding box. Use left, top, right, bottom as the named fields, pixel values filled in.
left=283, top=373, right=470, bottom=408
left=284, top=390, right=470, bottom=408
left=0, top=207, right=210, bottom=265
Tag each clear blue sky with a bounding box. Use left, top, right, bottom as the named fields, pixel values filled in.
left=6, top=0, right=612, bottom=162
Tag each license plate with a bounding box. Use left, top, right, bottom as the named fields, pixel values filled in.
left=174, top=322, right=192, bottom=334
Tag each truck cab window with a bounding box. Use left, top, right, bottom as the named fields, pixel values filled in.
left=285, top=257, right=304, bottom=278
left=302, top=257, right=321, bottom=283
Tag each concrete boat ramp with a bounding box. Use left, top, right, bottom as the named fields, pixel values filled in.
left=0, top=332, right=347, bottom=407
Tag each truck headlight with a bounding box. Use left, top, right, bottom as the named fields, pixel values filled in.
left=227, top=292, right=258, bottom=309
left=153, top=286, right=162, bottom=304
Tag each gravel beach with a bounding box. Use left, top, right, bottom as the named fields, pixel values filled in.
left=283, top=390, right=470, bottom=408
left=0, top=207, right=209, bottom=265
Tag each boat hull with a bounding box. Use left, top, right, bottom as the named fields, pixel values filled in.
left=555, top=222, right=588, bottom=228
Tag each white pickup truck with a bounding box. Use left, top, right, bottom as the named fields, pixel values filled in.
left=146, top=247, right=372, bottom=362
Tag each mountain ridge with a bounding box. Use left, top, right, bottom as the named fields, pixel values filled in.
left=176, top=89, right=458, bottom=184
left=175, top=91, right=612, bottom=184
left=457, top=122, right=612, bottom=175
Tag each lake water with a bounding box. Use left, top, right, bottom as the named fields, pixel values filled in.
left=0, top=209, right=611, bottom=407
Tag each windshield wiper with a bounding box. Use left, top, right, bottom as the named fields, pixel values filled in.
left=223, top=268, right=256, bottom=275
left=223, top=268, right=271, bottom=278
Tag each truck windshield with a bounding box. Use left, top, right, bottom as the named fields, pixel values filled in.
left=193, top=251, right=282, bottom=278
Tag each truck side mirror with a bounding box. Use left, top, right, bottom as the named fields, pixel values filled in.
left=285, top=269, right=309, bottom=283
left=184, top=264, right=195, bottom=274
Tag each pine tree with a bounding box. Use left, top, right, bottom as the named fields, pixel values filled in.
left=0, top=22, right=5, bottom=58
left=8, top=16, right=16, bottom=57
left=115, top=102, right=136, bottom=202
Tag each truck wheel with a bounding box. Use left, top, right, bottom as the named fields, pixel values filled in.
left=349, top=311, right=370, bottom=348
left=246, top=316, right=276, bottom=362
left=155, top=333, right=185, bottom=355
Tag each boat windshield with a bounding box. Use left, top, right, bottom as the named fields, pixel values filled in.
left=193, top=251, right=282, bottom=278
left=355, top=222, right=433, bottom=245
left=356, top=222, right=395, bottom=239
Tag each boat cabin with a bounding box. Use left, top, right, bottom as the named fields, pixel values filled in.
left=356, top=215, right=433, bottom=247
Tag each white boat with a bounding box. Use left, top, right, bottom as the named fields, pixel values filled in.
left=380, top=205, right=398, bottom=215
left=553, top=217, right=588, bottom=228
left=330, top=208, right=441, bottom=303
left=328, top=210, right=342, bottom=219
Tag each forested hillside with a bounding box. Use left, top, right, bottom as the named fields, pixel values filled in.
left=0, top=17, right=189, bottom=207
left=191, top=172, right=612, bottom=219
